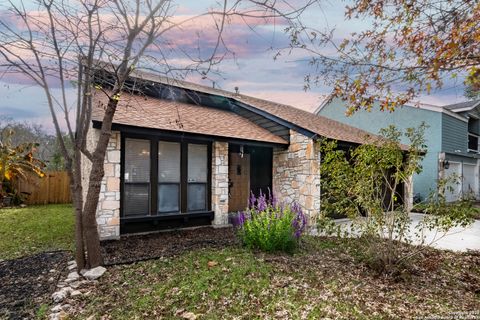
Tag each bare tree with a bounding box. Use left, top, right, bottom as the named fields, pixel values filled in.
left=285, top=0, right=480, bottom=113
left=0, top=0, right=314, bottom=269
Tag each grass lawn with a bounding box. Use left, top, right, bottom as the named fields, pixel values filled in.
left=70, top=237, right=480, bottom=319
left=0, top=204, right=74, bottom=260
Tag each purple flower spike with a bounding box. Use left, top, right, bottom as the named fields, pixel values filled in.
left=257, top=190, right=267, bottom=212
left=232, top=210, right=252, bottom=227
left=249, top=191, right=256, bottom=209
left=238, top=211, right=245, bottom=226
left=290, top=201, right=307, bottom=238
left=267, top=187, right=278, bottom=208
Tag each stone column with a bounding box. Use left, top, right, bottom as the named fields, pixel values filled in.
left=272, top=130, right=320, bottom=223
left=211, top=141, right=229, bottom=225
left=82, top=129, right=121, bottom=240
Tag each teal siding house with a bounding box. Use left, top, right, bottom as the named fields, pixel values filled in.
left=317, top=98, right=480, bottom=202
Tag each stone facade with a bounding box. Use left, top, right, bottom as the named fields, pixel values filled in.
left=82, top=128, right=121, bottom=240
left=272, top=130, right=320, bottom=222
left=211, top=141, right=229, bottom=225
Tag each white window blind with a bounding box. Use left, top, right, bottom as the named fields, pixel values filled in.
left=124, top=138, right=151, bottom=216
left=158, top=141, right=181, bottom=213
left=158, top=142, right=180, bottom=182
left=188, top=144, right=207, bottom=182
left=187, top=144, right=207, bottom=211
left=124, top=139, right=150, bottom=183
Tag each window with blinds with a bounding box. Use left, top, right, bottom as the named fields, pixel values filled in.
left=121, top=137, right=210, bottom=217
left=187, top=144, right=208, bottom=211
left=158, top=141, right=180, bottom=213
left=124, top=138, right=151, bottom=216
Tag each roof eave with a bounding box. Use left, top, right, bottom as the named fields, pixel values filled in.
left=92, top=120, right=289, bottom=148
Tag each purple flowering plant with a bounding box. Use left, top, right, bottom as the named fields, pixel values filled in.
left=234, top=189, right=307, bottom=252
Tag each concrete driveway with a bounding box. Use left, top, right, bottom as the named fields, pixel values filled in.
left=409, top=213, right=480, bottom=252
left=331, top=213, right=480, bottom=252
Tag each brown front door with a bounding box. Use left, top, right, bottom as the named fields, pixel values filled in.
left=229, top=153, right=250, bottom=212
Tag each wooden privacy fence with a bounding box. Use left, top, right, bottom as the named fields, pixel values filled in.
left=15, top=171, right=72, bottom=205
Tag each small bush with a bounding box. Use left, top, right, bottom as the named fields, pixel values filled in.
left=318, top=124, right=475, bottom=275
left=233, top=191, right=307, bottom=253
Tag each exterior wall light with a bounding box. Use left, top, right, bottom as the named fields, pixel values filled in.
left=443, top=160, right=450, bottom=170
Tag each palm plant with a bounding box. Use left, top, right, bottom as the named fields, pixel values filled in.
left=0, top=128, right=45, bottom=201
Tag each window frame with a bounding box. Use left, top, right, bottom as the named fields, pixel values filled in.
left=120, top=133, right=212, bottom=218
left=467, top=132, right=480, bottom=153
left=157, top=141, right=181, bottom=214
left=122, top=138, right=152, bottom=217
left=187, top=143, right=209, bottom=212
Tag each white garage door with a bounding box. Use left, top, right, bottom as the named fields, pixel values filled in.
left=462, top=163, right=477, bottom=197
left=444, top=162, right=462, bottom=202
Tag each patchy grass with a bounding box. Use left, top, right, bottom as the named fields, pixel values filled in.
left=414, top=201, right=480, bottom=220
left=0, top=204, right=74, bottom=260
left=36, top=304, right=49, bottom=319
left=70, top=237, right=480, bottom=319
left=473, top=202, right=480, bottom=219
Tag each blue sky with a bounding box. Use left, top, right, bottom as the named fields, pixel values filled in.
left=0, top=1, right=468, bottom=130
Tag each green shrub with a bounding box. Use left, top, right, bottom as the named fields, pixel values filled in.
left=318, top=124, right=474, bottom=275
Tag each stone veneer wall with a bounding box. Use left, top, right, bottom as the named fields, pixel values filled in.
left=82, top=128, right=121, bottom=240
left=272, top=129, right=320, bottom=222
left=211, top=141, right=229, bottom=225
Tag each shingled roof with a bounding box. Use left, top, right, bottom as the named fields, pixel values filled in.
left=126, top=70, right=381, bottom=146
left=92, top=91, right=288, bottom=145
left=443, top=99, right=480, bottom=112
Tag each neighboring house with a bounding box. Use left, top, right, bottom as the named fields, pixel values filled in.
left=83, top=70, right=386, bottom=240
left=316, top=97, right=480, bottom=202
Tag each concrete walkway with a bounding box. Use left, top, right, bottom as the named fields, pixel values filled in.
left=332, top=213, right=480, bottom=252
left=409, top=213, right=480, bottom=252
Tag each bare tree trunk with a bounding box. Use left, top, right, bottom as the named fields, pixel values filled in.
left=81, top=97, right=118, bottom=268
left=72, top=184, right=86, bottom=269
left=82, top=154, right=105, bottom=268
left=70, top=150, right=86, bottom=269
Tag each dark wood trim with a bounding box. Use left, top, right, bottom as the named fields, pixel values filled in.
left=120, top=211, right=214, bottom=223
left=119, top=134, right=125, bottom=218
left=207, top=142, right=212, bottom=211
left=92, top=121, right=288, bottom=149
left=119, top=211, right=214, bottom=235
left=150, top=138, right=159, bottom=215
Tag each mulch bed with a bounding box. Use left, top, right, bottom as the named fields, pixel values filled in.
left=101, top=226, right=239, bottom=265
left=0, top=251, right=71, bottom=320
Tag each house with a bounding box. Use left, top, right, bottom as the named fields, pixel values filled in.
left=316, top=97, right=480, bottom=202
left=83, top=70, right=393, bottom=240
